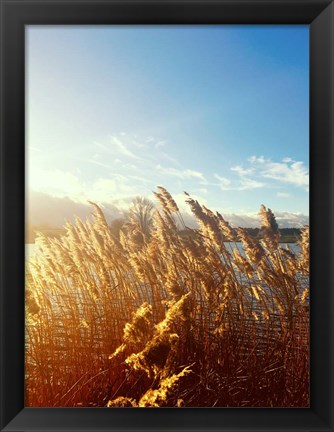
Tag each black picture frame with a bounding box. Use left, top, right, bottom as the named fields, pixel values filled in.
left=0, top=0, right=333, bottom=431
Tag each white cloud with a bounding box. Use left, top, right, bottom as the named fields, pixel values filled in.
left=212, top=155, right=308, bottom=192
left=221, top=210, right=308, bottom=228
left=26, top=190, right=126, bottom=228
left=248, top=156, right=309, bottom=189
left=231, top=165, right=255, bottom=176
left=174, top=201, right=309, bottom=229
left=27, top=187, right=309, bottom=229
left=89, top=178, right=134, bottom=202
left=248, top=155, right=267, bottom=164
left=261, top=161, right=308, bottom=188
left=238, top=178, right=265, bottom=190
left=28, top=166, right=140, bottom=204
left=274, top=211, right=309, bottom=228
left=28, top=168, right=85, bottom=199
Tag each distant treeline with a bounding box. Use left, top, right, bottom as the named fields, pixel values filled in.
left=244, top=227, right=301, bottom=243
left=26, top=225, right=301, bottom=244
left=179, top=227, right=301, bottom=243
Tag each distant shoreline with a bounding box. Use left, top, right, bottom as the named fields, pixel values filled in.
left=26, top=226, right=302, bottom=245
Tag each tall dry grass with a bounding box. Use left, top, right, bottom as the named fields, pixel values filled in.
left=25, top=187, right=309, bottom=407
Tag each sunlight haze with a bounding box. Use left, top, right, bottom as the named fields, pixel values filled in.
left=26, top=25, right=309, bottom=228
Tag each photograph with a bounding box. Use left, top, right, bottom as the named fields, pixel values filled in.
left=25, top=25, right=309, bottom=408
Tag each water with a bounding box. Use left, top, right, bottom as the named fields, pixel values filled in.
left=224, top=241, right=300, bottom=255
left=25, top=242, right=300, bottom=259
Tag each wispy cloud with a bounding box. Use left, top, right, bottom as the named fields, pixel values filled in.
left=111, top=136, right=142, bottom=160
left=94, top=140, right=111, bottom=153
left=214, top=173, right=230, bottom=185
left=214, top=172, right=264, bottom=191
left=157, top=165, right=207, bottom=184
left=277, top=192, right=292, bottom=198
left=155, top=140, right=166, bottom=149
left=213, top=173, right=232, bottom=191
left=94, top=134, right=180, bottom=169
left=94, top=135, right=148, bottom=161
left=87, top=159, right=113, bottom=170
left=159, top=152, right=181, bottom=167
left=127, top=175, right=153, bottom=184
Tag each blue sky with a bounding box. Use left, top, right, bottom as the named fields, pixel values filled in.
left=26, top=25, right=309, bottom=227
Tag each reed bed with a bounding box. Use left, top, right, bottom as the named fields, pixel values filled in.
left=25, top=187, right=309, bottom=407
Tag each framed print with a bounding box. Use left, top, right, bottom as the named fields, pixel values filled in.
left=0, top=0, right=333, bottom=431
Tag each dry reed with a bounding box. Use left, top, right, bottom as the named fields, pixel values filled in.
left=25, top=188, right=309, bottom=407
